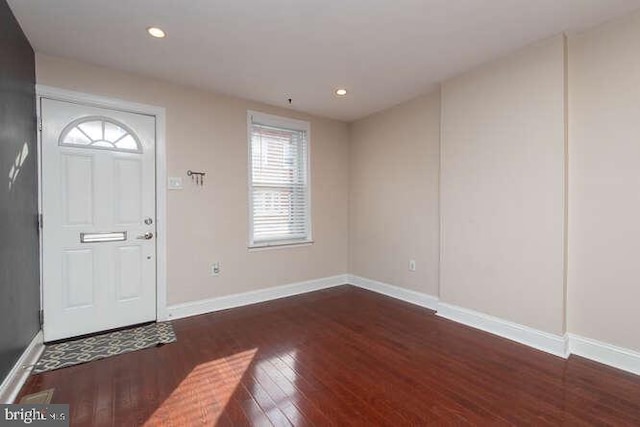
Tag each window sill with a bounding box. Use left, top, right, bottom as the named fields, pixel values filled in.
left=248, top=240, right=314, bottom=252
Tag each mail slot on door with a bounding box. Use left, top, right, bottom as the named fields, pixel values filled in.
left=80, top=231, right=127, bottom=243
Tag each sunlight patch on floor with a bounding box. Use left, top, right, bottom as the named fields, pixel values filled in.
left=145, top=348, right=258, bottom=425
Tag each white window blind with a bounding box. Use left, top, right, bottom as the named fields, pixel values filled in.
left=248, top=112, right=311, bottom=247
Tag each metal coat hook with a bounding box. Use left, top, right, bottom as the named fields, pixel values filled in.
left=187, top=170, right=206, bottom=186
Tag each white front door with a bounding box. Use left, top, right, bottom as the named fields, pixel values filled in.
left=41, top=98, right=157, bottom=342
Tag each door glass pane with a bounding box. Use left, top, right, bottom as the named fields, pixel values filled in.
left=115, top=135, right=138, bottom=150
left=78, top=120, right=103, bottom=141
left=64, top=127, right=92, bottom=146
left=59, top=117, right=143, bottom=153
left=104, top=121, right=127, bottom=142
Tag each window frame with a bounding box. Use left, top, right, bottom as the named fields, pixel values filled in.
left=247, top=110, right=313, bottom=249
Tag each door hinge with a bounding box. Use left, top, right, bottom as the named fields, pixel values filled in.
left=39, top=309, right=44, bottom=326
left=38, top=213, right=43, bottom=230
left=38, top=119, right=42, bottom=132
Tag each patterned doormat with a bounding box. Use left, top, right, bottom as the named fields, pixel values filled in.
left=34, top=322, right=176, bottom=374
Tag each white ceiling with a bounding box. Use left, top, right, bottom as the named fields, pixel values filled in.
left=8, top=0, right=640, bottom=121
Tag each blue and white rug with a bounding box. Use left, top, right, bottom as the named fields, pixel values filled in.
left=33, top=322, right=176, bottom=373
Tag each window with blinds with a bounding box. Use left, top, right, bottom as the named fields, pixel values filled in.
left=248, top=111, right=311, bottom=247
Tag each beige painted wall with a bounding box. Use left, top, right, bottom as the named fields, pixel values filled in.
left=440, top=36, right=567, bottom=335
left=35, top=12, right=640, bottom=356
left=36, top=54, right=349, bottom=306
left=348, top=92, right=441, bottom=296
left=568, top=11, right=640, bottom=352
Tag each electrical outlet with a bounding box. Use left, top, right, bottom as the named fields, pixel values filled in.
left=210, top=262, right=220, bottom=276
left=409, top=259, right=416, bottom=272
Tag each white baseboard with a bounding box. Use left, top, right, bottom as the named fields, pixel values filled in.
left=344, top=275, right=567, bottom=359
left=164, top=273, right=640, bottom=377
left=569, top=334, right=640, bottom=376
left=167, top=274, right=349, bottom=320
left=347, top=275, right=439, bottom=310
left=436, top=303, right=569, bottom=358
left=0, top=331, right=45, bottom=403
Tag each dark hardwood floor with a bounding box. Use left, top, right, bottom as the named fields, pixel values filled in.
left=18, top=286, right=640, bottom=426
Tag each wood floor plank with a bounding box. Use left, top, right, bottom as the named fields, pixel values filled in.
left=17, top=285, right=640, bottom=426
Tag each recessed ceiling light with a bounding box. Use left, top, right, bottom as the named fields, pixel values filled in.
left=335, top=88, right=348, bottom=96
left=147, top=27, right=166, bottom=38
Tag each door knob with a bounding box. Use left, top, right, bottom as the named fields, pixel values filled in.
left=137, top=232, right=154, bottom=240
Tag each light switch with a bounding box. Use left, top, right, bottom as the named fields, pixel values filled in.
left=168, top=177, right=183, bottom=190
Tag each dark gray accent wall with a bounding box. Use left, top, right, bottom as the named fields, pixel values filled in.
left=0, top=0, right=39, bottom=382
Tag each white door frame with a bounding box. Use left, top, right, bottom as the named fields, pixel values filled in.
left=36, top=85, right=169, bottom=324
